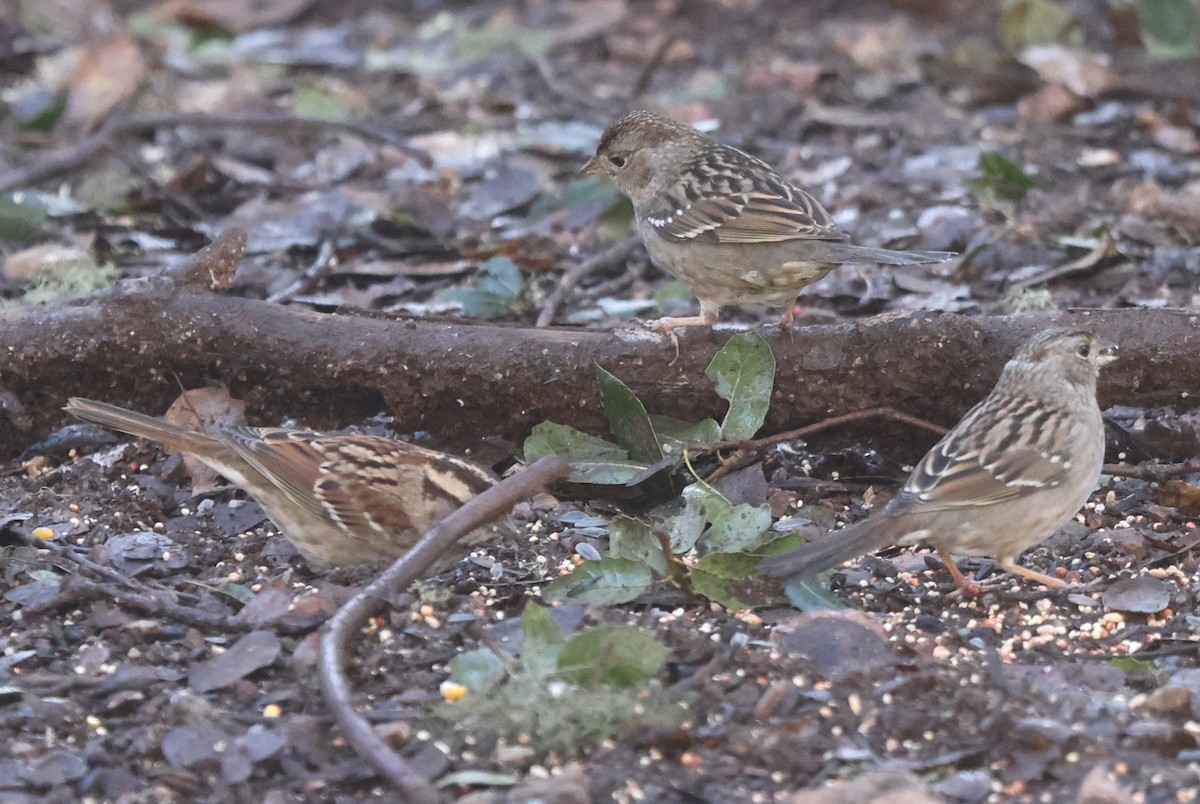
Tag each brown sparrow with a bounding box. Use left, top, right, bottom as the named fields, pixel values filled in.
left=759, top=328, right=1115, bottom=592
left=583, top=111, right=955, bottom=330
left=65, top=398, right=503, bottom=570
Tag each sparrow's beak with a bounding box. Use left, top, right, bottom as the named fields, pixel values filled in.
left=580, top=156, right=603, bottom=176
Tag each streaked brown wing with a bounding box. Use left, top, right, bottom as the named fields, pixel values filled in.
left=328, top=439, right=496, bottom=536
left=219, top=427, right=343, bottom=526
left=223, top=428, right=496, bottom=538
left=644, top=147, right=842, bottom=244
left=897, top=397, right=1071, bottom=512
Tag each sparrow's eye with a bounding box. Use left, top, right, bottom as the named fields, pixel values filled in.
left=608, top=154, right=627, bottom=169
left=1077, top=341, right=1091, bottom=358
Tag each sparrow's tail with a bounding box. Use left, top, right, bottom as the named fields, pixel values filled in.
left=833, top=245, right=958, bottom=266
left=65, top=398, right=220, bottom=457
left=758, top=518, right=896, bottom=579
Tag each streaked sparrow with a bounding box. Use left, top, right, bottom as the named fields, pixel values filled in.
left=65, top=398, right=503, bottom=570
left=759, top=328, right=1115, bottom=592
left=582, top=110, right=955, bottom=330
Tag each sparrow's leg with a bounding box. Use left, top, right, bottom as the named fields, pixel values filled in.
left=651, top=300, right=720, bottom=363
left=938, top=550, right=982, bottom=597
left=651, top=298, right=721, bottom=332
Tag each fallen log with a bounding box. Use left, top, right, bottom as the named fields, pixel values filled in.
left=2, top=270, right=1196, bottom=464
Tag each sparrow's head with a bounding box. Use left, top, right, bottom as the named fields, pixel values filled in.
left=581, top=111, right=703, bottom=198
left=1005, top=327, right=1116, bottom=396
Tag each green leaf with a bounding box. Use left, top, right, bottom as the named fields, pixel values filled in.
left=0, top=192, right=49, bottom=242
left=1110, top=655, right=1156, bottom=677
left=27, top=570, right=62, bottom=587
left=521, top=600, right=563, bottom=648
left=476, top=256, right=524, bottom=298
left=608, top=516, right=668, bottom=575
left=436, top=256, right=524, bottom=319
left=214, top=581, right=255, bottom=606
left=703, top=503, right=773, bottom=554
left=557, top=626, right=669, bottom=688
left=999, top=0, right=1080, bottom=50
left=705, top=331, right=775, bottom=441
left=682, top=482, right=772, bottom=554
left=600, top=197, right=635, bottom=240
left=1138, top=0, right=1200, bottom=59
left=970, top=152, right=1040, bottom=216
left=689, top=551, right=780, bottom=610
left=653, top=279, right=695, bottom=309
left=455, top=15, right=559, bottom=60
left=520, top=601, right=564, bottom=676
left=292, top=85, right=348, bottom=121
left=523, top=422, right=647, bottom=485
left=437, top=286, right=511, bottom=319
left=782, top=576, right=846, bottom=611
left=449, top=647, right=506, bottom=694
left=542, top=557, right=654, bottom=606
left=683, top=482, right=731, bottom=521
left=754, top=532, right=844, bottom=610
left=663, top=496, right=707, bottom=553
left=978, top=152, right=1039, bottom=197
left=595, top=365, right=662, bottom=462
left=647, top=414, right=722, bottom=454
left=756, top=530, right=812, bottom=557
left=10, top=89, right=63, bottom=132
left=526, top=177, right=618, bottom=222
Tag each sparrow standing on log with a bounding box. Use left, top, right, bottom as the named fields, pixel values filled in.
left=759, top=328, right=1115, bottom=593
left=66, top=398, right=504, bottom=570
left=582, top=110, right=955, bottom=331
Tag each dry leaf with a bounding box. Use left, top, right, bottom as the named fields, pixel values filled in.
left=164, top=387, right=247, bottom=494
left=3, top=243, right=94, bottom=282
left=1161, top=479, right=1200, bottom=516
left=64, top=36, right=146, bottom=128
left=1018, top=45, right=1114, bottom=97
left=1128, top=182, right=1200, bottom=240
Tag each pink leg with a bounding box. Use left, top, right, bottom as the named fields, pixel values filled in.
left=650, top=299, right=721, bottom=332
left=938, top=550, right=981, bottom=597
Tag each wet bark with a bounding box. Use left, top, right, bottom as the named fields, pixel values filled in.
left=2, top=272, right=1196, bottom=462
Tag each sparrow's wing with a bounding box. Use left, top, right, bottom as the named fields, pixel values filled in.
left=644, top=147, right=843, bottom=245
left=892, top=395, right=1074, bottom=514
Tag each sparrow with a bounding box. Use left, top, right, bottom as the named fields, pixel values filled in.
left=65, top=398, right=504, bottom=570
left=582, top=110, right=956, bottom=331
left=759, top=328, right=1115, bottom=592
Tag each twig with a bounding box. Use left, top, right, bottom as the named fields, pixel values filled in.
left=536, top=236, right=640, bottom=327
left=700, top=407, right=948, bottom=483
left=1, top=116, right=125, bottom=195
left=0, top=113, right=432, bottom=194
left=317, top=455, right=569, bottom=802
left=630, top=35, right=681, bottom=100
left=112, top=143, right=209, bottom=222
left=742, top=407, right=950, bottom=450
left=533, top=56, right=602, bottom=110
left=1011, top=232, right=1118, bottom=289
left=577, top=256, right=644, bottom=302
left=1102, top=458, right=1200, bottom=483
left=266, top=239, right=338, bottom=304
left=22, top=538, right=253, bottom=633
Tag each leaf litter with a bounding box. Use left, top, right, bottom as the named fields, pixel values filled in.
left=3, top=0, right=1200, bottom=800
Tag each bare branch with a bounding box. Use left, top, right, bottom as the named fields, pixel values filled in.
left=317, top=455, right=570, bottom=800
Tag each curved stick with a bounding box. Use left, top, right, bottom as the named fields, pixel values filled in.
left=317, top=455, right=569, bottom=801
